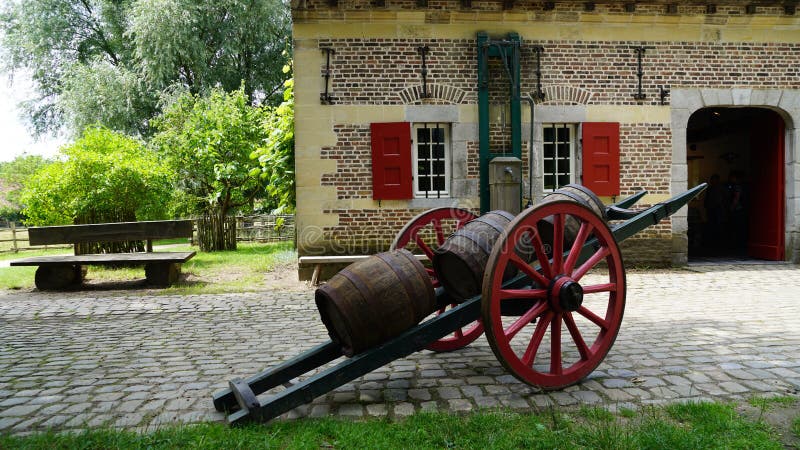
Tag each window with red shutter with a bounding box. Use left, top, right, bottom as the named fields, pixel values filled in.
left=581, top=122, right=620, bottom=196
left=371, top=122, right=412, bottom=200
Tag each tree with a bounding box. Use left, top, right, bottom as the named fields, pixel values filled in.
left=19, top=127, right=173, bottom=252
left=129, top=0, right=291, bottom=104
left=151, top=86, right=268, bottom=251
left=1, top=0, right=291, bottom=137
left=0, top=0, right=135, bottom=135
left=58, top=61, right=159, bottom=137
left=253, top=75, right=295, bottom=214
left=0, top=154, right=52, bottom=222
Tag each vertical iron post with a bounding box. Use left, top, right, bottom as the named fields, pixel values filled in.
left=320, top=47, right=335, bottom=104
left=633, top=46, right=646, bottom=101
left=417, top=46, right=430, bottom=98
left=532, top=45, right=545, bottom=101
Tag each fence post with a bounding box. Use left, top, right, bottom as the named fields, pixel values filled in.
left=10, top=222, right=18, bottom=253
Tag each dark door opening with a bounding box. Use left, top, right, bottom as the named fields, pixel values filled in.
left=686, top=107, right=785, bottom=261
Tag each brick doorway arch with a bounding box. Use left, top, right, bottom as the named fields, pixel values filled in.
left=671, top=89, right=800, bottom=264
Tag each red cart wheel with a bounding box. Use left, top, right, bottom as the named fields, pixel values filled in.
left=391, top=207, right=484, bottom=352
left=481, top=201, right=625, bottom=389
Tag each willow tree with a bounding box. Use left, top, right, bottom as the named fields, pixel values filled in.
left=1, top=0, right=291, bottom=137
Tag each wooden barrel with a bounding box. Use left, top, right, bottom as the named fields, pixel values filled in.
left=432, top=210, right=516, bottom=301
left=538, top=184, right=606, bottom=252
left=315, top=249, right=435, bottom=357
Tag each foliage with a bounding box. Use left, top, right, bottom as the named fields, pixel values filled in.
left=0, top=0, right=134, bottom=135
left=151, top=86, right=268, bottom=250
left=59, top=61, right=159, bottom=137
left=129, top=0, right=291, bottom=104
left=19, top=127, right=173, bottom=226
left=0, top=154, right=52, bottom=221
left=0, top=0, right=291, bottom=137
left=0, top=403, right=784, bottom=449
left=253, top=74, right=295, bottom=213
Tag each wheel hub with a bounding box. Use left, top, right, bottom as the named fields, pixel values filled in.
left=549, top=275, right=584, bottom=312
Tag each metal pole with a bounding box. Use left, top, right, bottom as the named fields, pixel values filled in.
left=521, top=94, right=536, bottom=207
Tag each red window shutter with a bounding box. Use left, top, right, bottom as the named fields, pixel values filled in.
left=371, top=122, right=412, bottom=200
left=581, top=122, right=620, bottom=196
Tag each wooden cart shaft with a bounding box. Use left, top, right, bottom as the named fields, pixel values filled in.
left=212, top=183, right=707, bottom=425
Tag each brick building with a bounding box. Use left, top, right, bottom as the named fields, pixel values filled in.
left=292, top=0, right=800, bottom=279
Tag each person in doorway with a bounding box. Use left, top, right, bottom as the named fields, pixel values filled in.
left=703, top=174, right=727, bottom=252
left=727, top=171, right=748, bottom=255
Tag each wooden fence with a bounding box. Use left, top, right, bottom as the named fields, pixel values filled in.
left=234, top=214, right=295, bottom=243
left=0, top=214, right=295, bottom=253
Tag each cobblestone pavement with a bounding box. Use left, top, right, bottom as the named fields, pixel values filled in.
left=1, top=264, right=799, bottom=434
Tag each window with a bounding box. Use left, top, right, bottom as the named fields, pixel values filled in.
left=542, top=123, right=576, bottom=192
left=413, top=123, right=451, bottom=198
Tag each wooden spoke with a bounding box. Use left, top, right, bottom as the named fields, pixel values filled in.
left=433, top=219, right=446, bottom=246
left=572, top=246, right=611, bottom=281
left=497, top=288, right=548, bottom=300
left=509, top=253, right=549, bottom=288
left=504, top=301, right=548, bottom=341
left=522, top=311, right=554, bottom=367
left=582, top=283, right=617, bottom=294
left=414, top=234, right=436, bottom=260
left=551, top=213, right=564, bottom=274
left=550, top=314, right=563, bottom=375
left=577, top=306, right=610, bottom=330
left=564, top=312, right=592, bottom=361
left=563, top=221, right=594, bottom=276
left=524, top=226, right=553, bottom=279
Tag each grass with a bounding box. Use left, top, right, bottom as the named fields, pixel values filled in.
left=747, top=394, right=798, bottom=409
left=0, top=266, right=35, bottom=290
left=0, top=241, right=297, bottom=293
left=0, top=247, right=71, bottom=261
left=0, top=402, right=784, bottom=449
left=793, top=415, right=800, bottom=438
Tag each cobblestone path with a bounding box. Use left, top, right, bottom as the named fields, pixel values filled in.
left=1, top=264, right=799, bottom=433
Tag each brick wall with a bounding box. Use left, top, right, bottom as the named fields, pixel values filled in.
left=295, top=5, right=799, bottom=269
left=321, top=39, right=799, bottom=106
left=301, top=0, right=787, bottom=16
left=320, top=125, right=372, bottom=200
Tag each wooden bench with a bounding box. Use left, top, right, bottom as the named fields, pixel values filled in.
left=299, top=254, right=428, bottom=285
left=10, top=220, right=196, bottom=290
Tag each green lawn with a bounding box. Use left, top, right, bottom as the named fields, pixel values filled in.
left=0, top=402, right=790, bottom=449
left=0, top=241, right=298, bottom=293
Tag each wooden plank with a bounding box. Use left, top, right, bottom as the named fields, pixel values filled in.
left=298, top=254, right=428, bottom=264
left=27, top=220, right=194, bottom=246
left=10, top=251, right=196, bottom=266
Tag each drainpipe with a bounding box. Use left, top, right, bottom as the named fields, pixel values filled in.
left=521, top=94, right=535, bottom=207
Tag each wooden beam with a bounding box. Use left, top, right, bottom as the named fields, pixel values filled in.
left=27, top=220, right=194, bottom=246
left=10, top=252, right=197, bottom=266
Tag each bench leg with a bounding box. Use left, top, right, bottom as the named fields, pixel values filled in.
left=311, top=264, right=321, bottom=286
left=145, top=263, right=180, bottom=287
left=35, top=265, right=83, bottom=291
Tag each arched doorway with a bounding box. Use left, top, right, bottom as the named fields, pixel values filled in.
left=686, top=107, right=785, bottom=261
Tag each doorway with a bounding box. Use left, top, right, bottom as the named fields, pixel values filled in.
left=686, top=107, right=785, bottom=261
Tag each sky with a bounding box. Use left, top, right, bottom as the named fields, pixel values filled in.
left=0, top=73, right=66, bottom=163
